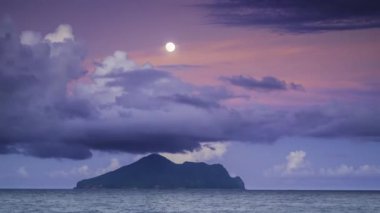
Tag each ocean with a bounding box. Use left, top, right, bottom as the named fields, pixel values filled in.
left=0, top=189, right=379, bottom=212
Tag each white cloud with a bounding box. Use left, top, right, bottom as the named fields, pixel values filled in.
left=357, top=165, right=380, bottom=176
left=49, top=165, right=90, bottom=178
left=264, top=150, right=314, bottom=176
left=94, top=51, right=138, bottom=76
left=286, top=150, right=306, bottom=173
left=319, top=164, right=380, bottom=177
left=44, top=24, right=74, bottom=43
left=17, top=167, right=29, bottom=178
left=49, top=158, right=123, bottom=178
left=77, top=165, right=90, bottom=176
left=266, top=151, right=380, bottom=178
left=160, top=142, right=228, bottom=164
left=74, top=51, right=142, bottom=110
left=20, top=31, right=41, bottom=46
left=95, top=158, right=121, bottom=175
left=265, top=150, right=312, bottom=177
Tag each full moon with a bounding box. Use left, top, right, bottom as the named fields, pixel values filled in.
left=165, top=42, right=176, bottom=52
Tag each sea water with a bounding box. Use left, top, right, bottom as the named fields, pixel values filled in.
left=0, top=189, right=379, bottom=212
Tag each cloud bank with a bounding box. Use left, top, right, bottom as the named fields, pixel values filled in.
left=49, top=158, right=121, bottom=178
left=266, top=150, right=380, bottom=178
left=220, top=75, right=304, bottom=92
left=203, top=0, right=380, bottom=32
left=0, top=21, right=379, bottom=159
left=161, top=142, right=228, bottom=164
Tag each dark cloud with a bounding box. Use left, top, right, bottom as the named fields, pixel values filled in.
left=104, top=69, right=172, bottom=90
left=301, top=106, right=380, bottom=140
left=162, top=94, right=221, bottom=109
left=19, top=142, right=93, bottom=160
left=0, top=22, right=242, bottom=159
left=220, top=75, right=304, bottom=92
left=202, top=0, right=380, bottom=32
left=0, top=21, right=379, bottom=160
left=80, top=131, right=206, bottom=154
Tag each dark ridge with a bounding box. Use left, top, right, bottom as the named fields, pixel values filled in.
left=75, top=154, right=245, bottom=189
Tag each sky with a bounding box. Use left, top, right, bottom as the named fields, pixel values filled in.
left=0, top=0, right=380, bottom=190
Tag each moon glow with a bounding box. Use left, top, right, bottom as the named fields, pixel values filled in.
left=165, top=42, right=176, bottom=52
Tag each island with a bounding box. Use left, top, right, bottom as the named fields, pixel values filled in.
left=75, top=154, right=245, bottom=189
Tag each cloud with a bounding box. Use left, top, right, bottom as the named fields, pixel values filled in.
left=95, top=158, right=121, bottom=175
left=160, top=142, right=228, bottom=164
left=49, top=165, right=90, bottom=178
left=265, top=150, right=313, bottom=176
left=162, top=94, right=221, bottom=109
left=220, top=75, right=304, bottom=92
left=266, top=151, right=380, bottom=178
left=319, top=164, right=380, bottom=177
left=0, top=21, right=91, bottom=159
left=49, top=159, right=121, bottom=178
left=286, top=150, right=307, bottom=173
left=17, top=167, right=29, bottom=178
left=202, top=0, right=380, bottom=32
left=294, top=105, right=380, bottom=140
left=94, top=51, right=139, bottom=76
left=20, top=31, right=41, bottom=46
left=44, top=24, right=74, bottom=43
left=0, top=21, right=379, bottom=160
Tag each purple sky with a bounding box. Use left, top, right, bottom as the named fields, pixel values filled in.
left=1, top=0, right=380, bottom=189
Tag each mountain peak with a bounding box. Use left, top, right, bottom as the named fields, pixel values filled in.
left=136, top=153, right=173, bottom=164
left=140, top=153, right=167, bottom=160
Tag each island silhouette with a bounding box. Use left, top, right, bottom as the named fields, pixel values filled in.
left=75, top=154, right=245, bottom=189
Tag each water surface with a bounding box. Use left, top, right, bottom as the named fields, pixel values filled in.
left=1, top=189, right=379, bottom=212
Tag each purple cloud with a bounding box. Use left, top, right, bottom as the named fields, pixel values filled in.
left=202, top=0, right=380, bottom=32
left=220, top=75, right=304, bottom=92
left=0, top=21, right=379, bottom=160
